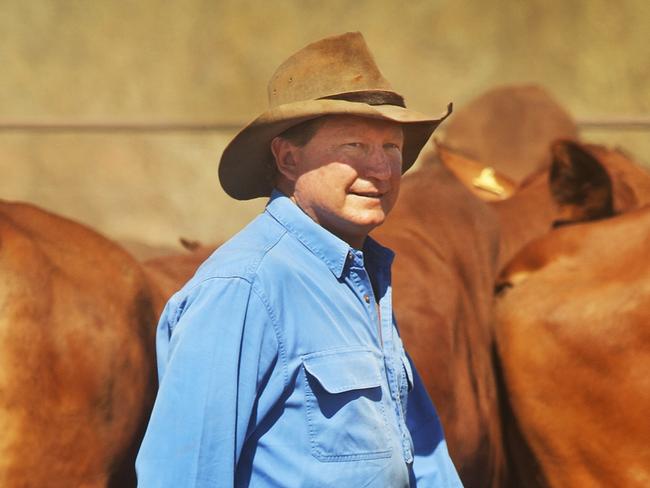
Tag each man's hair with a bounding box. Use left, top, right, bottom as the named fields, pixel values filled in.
left=278, top=117, right=327, bottom=147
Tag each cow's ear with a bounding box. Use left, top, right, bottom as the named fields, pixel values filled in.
left=435, top=141, right=516, bottom=201
left=549, top=140, right=614, bottom=225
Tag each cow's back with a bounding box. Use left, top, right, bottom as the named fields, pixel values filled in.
left=495, top=207, right=650, bottom=487
left=0, top=201, right=158, bottom=487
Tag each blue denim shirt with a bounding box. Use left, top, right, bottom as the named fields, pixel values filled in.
left=136, top=190, right=462, bottom=487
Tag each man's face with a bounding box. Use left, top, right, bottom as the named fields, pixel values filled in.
left=276, top=115, right=404, bottom=247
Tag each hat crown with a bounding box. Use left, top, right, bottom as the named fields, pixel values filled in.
left=267, top=32, right=395, bottom=108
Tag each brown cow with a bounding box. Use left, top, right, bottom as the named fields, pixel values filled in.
left=494, top=142, right=650, bottom=487
left=143, top=243, right=217, bottom=301
left=0, top=201, right=158, bottom=487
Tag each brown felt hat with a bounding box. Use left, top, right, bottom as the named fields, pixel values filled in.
left=219, top=32, right=452, bottom=200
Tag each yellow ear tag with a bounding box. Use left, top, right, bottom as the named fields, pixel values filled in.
left=472, top=167, right=506, bottom=197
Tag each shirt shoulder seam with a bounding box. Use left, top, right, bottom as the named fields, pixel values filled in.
left=243, top=221, right=288, bottom=276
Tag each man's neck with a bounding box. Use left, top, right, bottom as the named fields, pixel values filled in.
left=278, top=189, right=368, bottom=250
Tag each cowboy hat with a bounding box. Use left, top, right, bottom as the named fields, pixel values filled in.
left=219, top=31, right=452, bottom=200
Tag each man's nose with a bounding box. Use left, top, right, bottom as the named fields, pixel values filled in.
left=364, top=146, right=397, bottom=180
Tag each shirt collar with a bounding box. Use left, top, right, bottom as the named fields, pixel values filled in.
left=363, top=235, right=395, bottom=269
left=265, top=189, right=352, bottom=278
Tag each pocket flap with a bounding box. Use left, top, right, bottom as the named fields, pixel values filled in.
left=303, top=349, right=382, bottom=394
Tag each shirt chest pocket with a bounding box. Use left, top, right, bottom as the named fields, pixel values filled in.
left=302, top=348, right=392, bottom=462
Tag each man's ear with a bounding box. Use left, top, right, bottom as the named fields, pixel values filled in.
left=271, top=137, right=300, bottom=182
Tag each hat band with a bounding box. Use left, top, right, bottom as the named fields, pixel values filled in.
left=319, top=90, right=406, bottom=108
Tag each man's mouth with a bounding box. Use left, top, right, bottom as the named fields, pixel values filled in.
left=349, top=190, right=384, bottom=199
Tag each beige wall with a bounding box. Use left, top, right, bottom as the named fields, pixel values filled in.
left=1, top=0, right=648, bottom=252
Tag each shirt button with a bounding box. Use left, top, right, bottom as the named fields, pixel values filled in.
left=364, top=294, right=370, bottom=303
left=348, top=251, right=354, bottom=260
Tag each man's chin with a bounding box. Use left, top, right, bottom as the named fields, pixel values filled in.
left=348, top=212, right=387, bottom=231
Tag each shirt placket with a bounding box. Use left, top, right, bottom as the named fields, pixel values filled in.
left=346, top=250, right=383, bottom=349
left=376, top=267, right=414, bottom=464
left=349, top=249, right=414, bottom=464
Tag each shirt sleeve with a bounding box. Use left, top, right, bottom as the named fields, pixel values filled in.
left=136, top=277, right=285, bottom=487
left=406, top=354, right=464, bottom=487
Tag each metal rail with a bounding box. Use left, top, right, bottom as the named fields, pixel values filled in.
left=0, top=120, right=244, bottom=133
left=577, top=116, right=650, bottom=130
left=0, top=117, right=649, bottom=133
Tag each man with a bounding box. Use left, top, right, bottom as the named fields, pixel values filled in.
left=136, top=32, right=462, bottom=487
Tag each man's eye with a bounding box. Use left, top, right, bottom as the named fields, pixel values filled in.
left=384, top=143, right=401, bottom=150
left=345, top=142, right=363, bottom=148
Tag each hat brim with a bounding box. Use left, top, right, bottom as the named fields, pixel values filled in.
left=219, top=99, right=453, bottom=200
